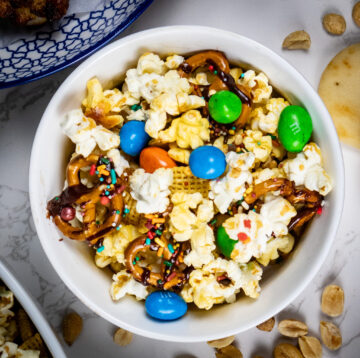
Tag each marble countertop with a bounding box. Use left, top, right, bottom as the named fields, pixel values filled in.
left=0, top=0, right=359, bottom=357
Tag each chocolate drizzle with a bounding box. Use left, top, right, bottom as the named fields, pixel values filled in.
left=141, top=268, right=151, bottom=286
left=47, top=184, right=92, bottom=217
left=179, top=62, right=192, bottom=74
left=85, top=226, right=114, bottom=242
left=206, top=59, right=252, bottom=106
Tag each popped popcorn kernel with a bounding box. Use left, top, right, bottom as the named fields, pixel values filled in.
left=239, top=70, right=272, bottom=103
left=282, top=142, right=332, bottom=195
left=257, top=234, right=295, bottom=266
left=158, top=110, right=210, bottom=149
left=168, top=147, right=191, bottom=164
left=111, top=270, right=148, bottom=301
left=243, top=130, right=272, bottom=162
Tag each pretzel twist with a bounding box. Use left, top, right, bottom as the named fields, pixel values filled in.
left=244, top=178, right=322, bottom=232
left=125, top=235, right=185, bottom=290
left=49, top=155, right=123, bottom=245
left=178, top=50, right=252, bottom=128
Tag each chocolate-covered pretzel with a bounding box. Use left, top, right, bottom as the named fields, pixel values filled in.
left=179, top=50, right=252, bottom=128
left=244, top=178, right=294, bottom=205
left=47, top=155, right=123, bottom=245
left=244, top=178, right=322, bottom=232
left=125, top=235, right=185, bottom=290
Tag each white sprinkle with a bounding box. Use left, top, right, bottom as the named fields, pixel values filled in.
left=241, top=201, right=250, bottom=210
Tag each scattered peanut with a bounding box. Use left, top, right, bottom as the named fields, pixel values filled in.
left=352, top=2, right=360, bottom=27
left=298, top=336, right=323, bottom=358
left=322, top=13, right=346, bottom=35
left=113, top=327, right=133, bottom=346
left=278, top=319, right=308, bottom=338
left=321, top=284, right=344, bottom=317
left=320, top=321, right=342, bottom=350
left=274, top=343, right=304, bottom=358
left=216, top=344, right=243, bottom=358
left=256, top=317, right=275, bottom=332
left=62, top=312, right=83, bottom=346
left=282, top=30, right=311, bottom=50
left=207, top=335, right=235, bottom=349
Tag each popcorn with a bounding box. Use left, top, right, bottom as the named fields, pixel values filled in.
left=252, top=167, right=285, bottom=184
left=107, top=149, right=129, bottom=177
left=144, top=110, right=167, bottom=139
left=165, top=54, right=185, bottom=69
left=0, top=342, right=40, bottom=358
left=102, top=88, right=139, bottom=111
left=189, top=72, right=210, bottom=85
left=151, top=92, right=205, bottom=116
left=81, top=78, right=125, bottom=127
left=250, top=98, right=289, bottom=134
left=257, top=234, right=295, bottom=266
left=239, top=70, right=272, bottom=103
left=125, top=68, right=191, bottom=103
left=125, top=69, right=163, bottom=103
left=0, top=310, right=13, bottom=334
left=223, top=196, right=295, bottom=263
left=95, top=225, right=141, bottom=267
left=229, top=68, right=243, bottom=82
left=0, top=287, right=13, bottom=311
left=168, top=192, right=203, bottom=241
left=209, top=151, right=255, bottom=213
left=271, top=139, right=287, bottom=160
left=282, top=142, right=333, bottom=195
left=160, top=70, right=191, bottom=94
left=61, top=109, right=120, bottom=157
left=111, top=271, right=148, bottom=301
left=127, top=108, right=148, bottom=121
left=177, top=93, right=205, bottom=113
left=0, top=287, right=39, bottom=357
left=181, top=258, right=244, bottom=310
left=137, top=52, right=166, bottom=75
left=130, top=168, right=173, bottom=214
left=213, top=136, right=228, bottom=154
left=239, top=261, right=263, bottom=298
left=168, top=147, right=190, bottom=164
left=151, top=93, right=179, bottom=115
left=224, top=211, right=269, bottom=263
left=260, top=196, right=297, bottom=237
left=82, top=77, right=104, bottom=110
left=183, top=223, right=216, bottom=268
left=158, top=110, right=210, bottom=149
left=243, top=130, right=272, bottom=162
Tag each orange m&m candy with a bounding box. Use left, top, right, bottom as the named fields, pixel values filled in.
left=139, top=147, right=177, bottom=173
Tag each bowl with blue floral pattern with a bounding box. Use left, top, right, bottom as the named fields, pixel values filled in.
left=0, top=0, right=153, bottom=89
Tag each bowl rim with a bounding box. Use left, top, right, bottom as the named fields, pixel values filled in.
left=0, top=0, right=154, bottom=90
left=29, top=25, right=345, bottom=342
left=0, top=259, right=67, bottom=357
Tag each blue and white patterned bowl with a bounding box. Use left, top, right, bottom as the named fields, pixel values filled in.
left=0, top=0, right=153, bottom=89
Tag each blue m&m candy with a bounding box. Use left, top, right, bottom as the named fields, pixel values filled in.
left=119, top=120, right=150, bottom=156
left=189, top=146, right=226, bottom=180
left=145, top=291, right=187, bottom=321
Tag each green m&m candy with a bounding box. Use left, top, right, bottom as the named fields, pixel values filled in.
left=278, top=105, right=313, bottom=152
left=208, top=90, right=242, bottom=124
left=216, top=226, right=238, bottom=258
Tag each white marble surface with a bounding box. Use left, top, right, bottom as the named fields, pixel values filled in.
left=0, top=0, right=359, bottom=357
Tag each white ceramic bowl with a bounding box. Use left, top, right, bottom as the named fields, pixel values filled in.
left=29, top=26, right=344, bottom=342
left=0, top=260, right=66, bottom=358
